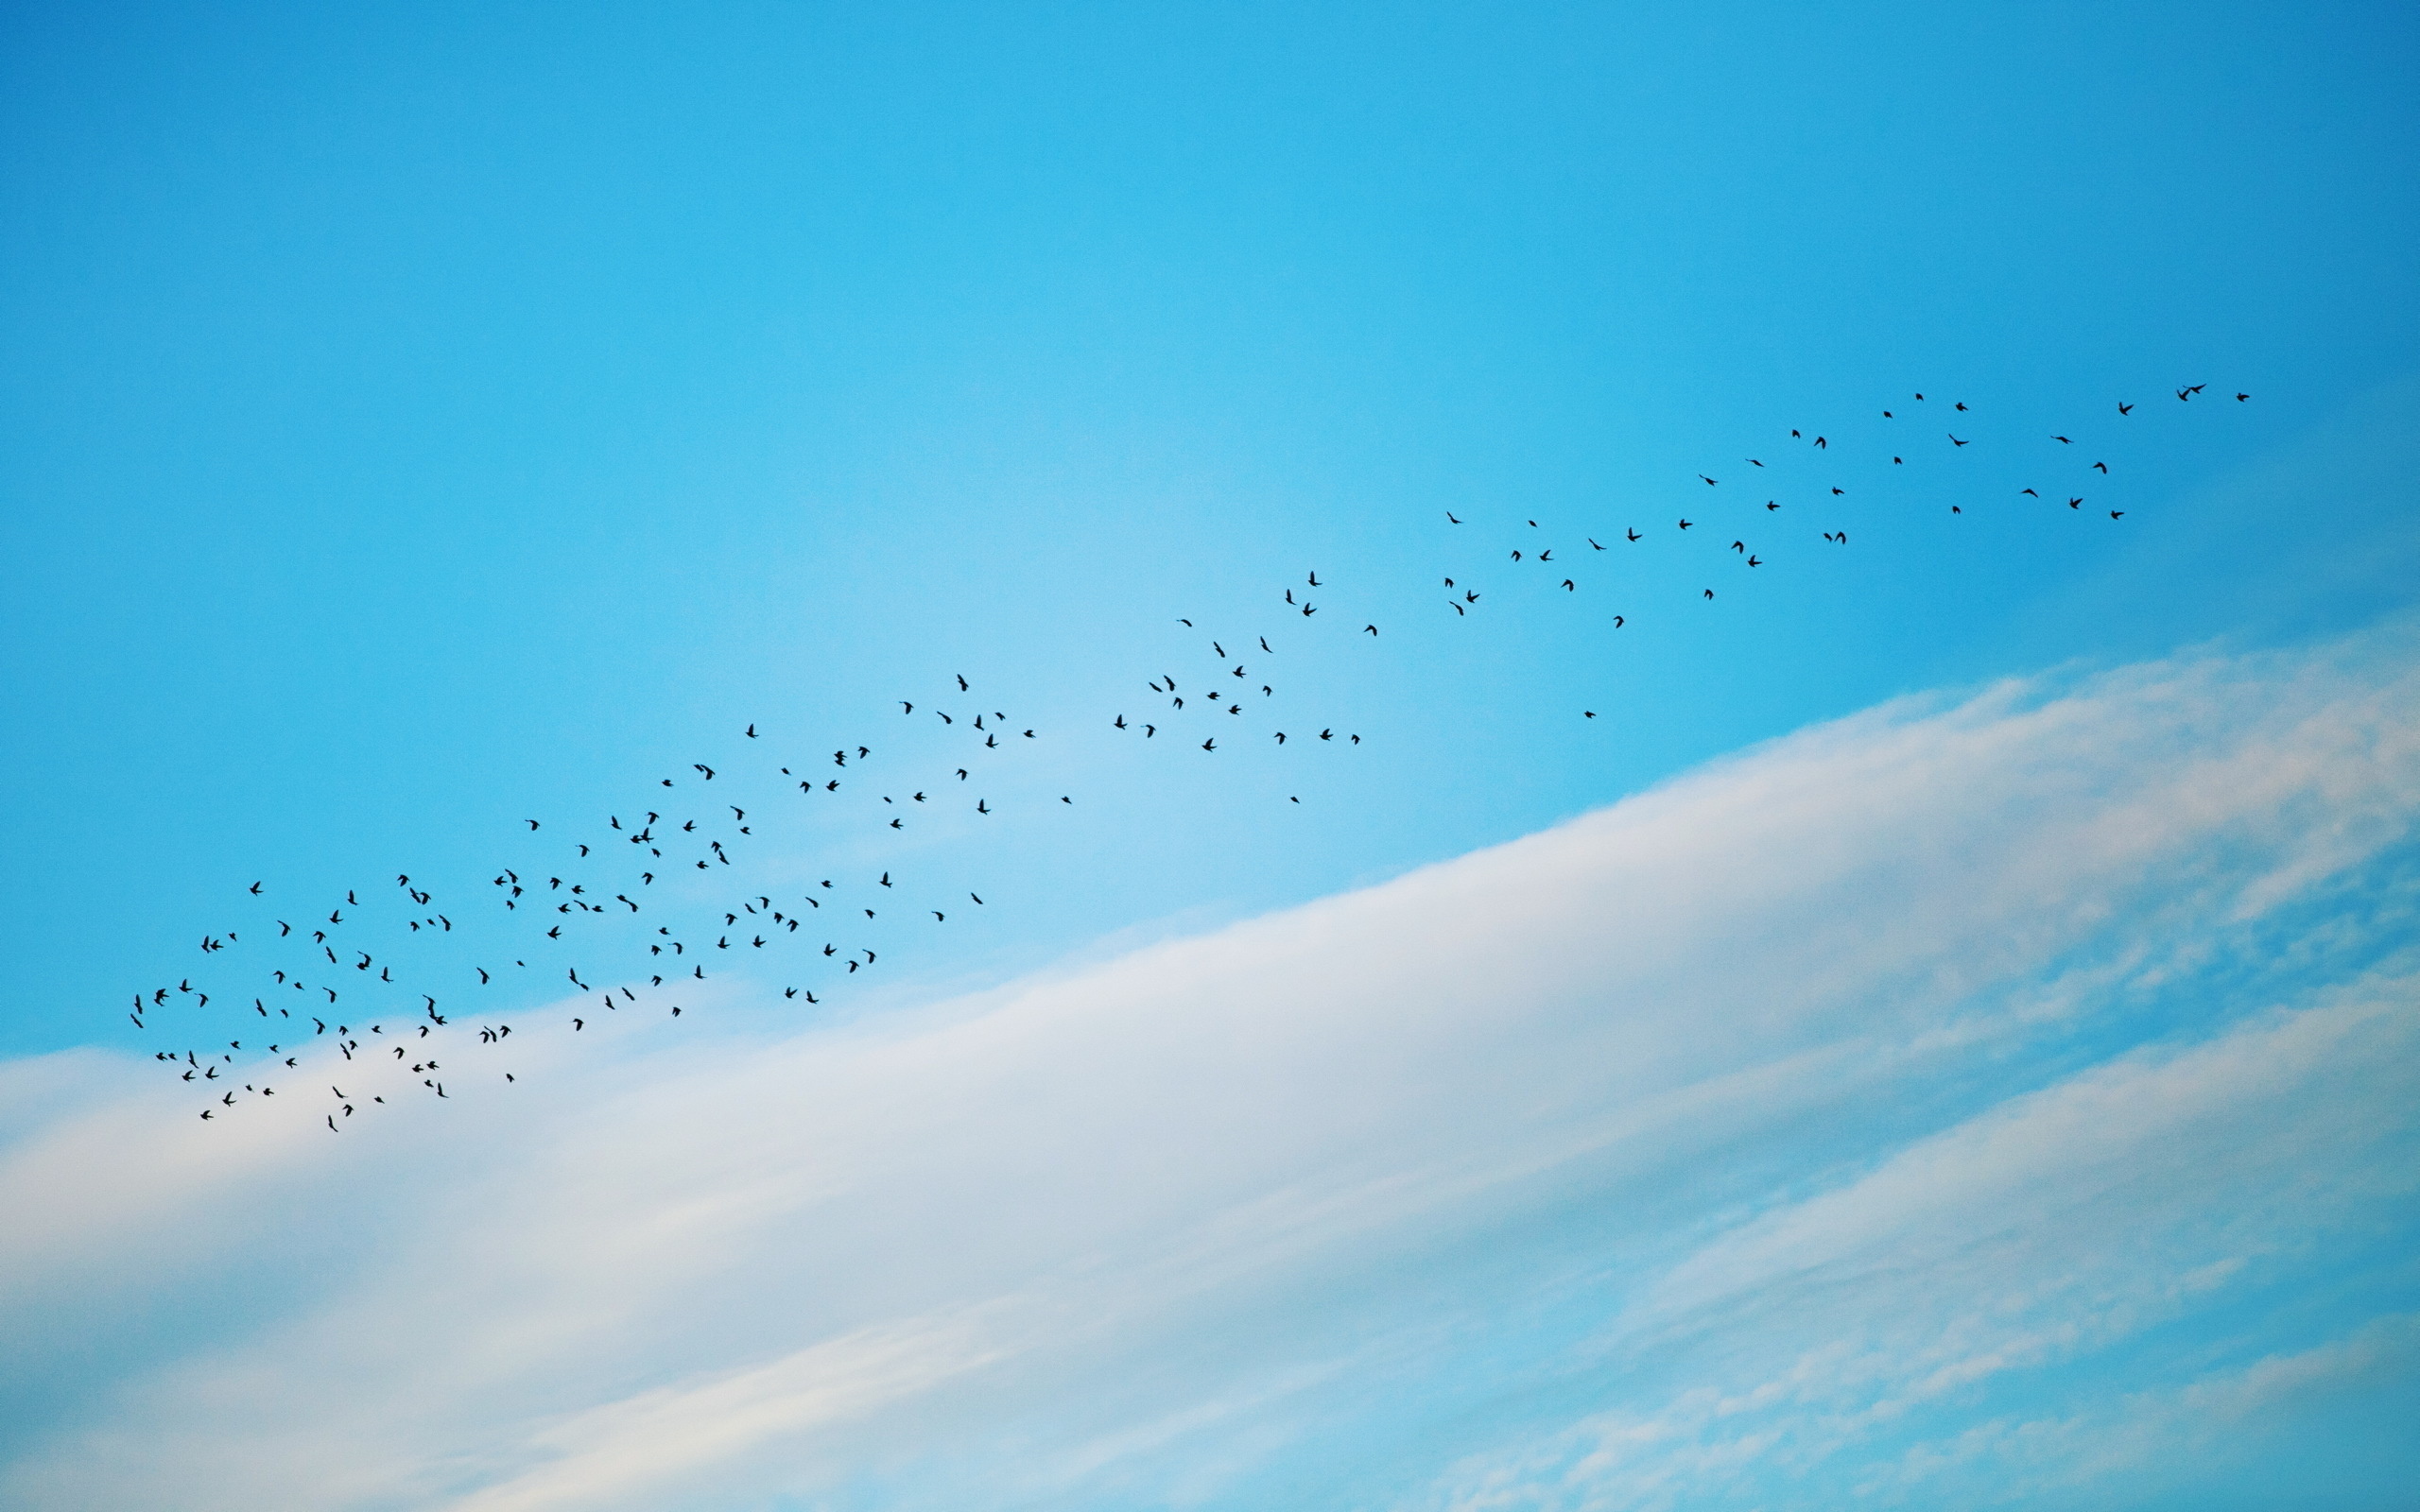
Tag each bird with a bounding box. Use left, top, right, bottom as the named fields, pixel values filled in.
left=2118, top=401, right=2134, bottom=415
left=2093, top=461, right=2108, bottom=472
left=1948, top=434, right=1969, bottom=447
left=1446, top=511, right=1461, bottom=524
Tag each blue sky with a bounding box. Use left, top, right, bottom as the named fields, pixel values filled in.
left=2, top=3, right=2417, bottom=1508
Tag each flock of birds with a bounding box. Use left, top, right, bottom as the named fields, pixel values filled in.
left=134, top=382, right=2247, bottom=1128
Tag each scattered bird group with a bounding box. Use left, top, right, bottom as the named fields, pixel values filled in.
left=133, top=378, right=2246, bottom=1128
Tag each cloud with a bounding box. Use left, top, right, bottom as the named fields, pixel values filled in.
left=5, top=623, right=2419, bottom=1510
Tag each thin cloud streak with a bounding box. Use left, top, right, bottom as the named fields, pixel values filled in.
left=5, top=624, right=2419, bottom=1510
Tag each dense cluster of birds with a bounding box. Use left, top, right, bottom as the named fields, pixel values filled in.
left=133, top=382, right=2246, bottom=1128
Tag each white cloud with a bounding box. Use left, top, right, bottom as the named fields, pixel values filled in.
left=5, top=624, right=2419, bottom=1510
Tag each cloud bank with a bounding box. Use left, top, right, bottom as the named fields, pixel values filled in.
left=6, top=625, right=2419, bottom=1510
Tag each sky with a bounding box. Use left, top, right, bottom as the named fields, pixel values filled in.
left=2, top=3, right=2418, bottom=1508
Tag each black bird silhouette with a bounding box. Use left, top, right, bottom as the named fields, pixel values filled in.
left=1626, top=528, right=1641, bottom=541
left=1677, top=519, right=1692, bottom=530
left=249, top=882, right=262, bottom=895
left=1948, top=435, right=1969, bottom=447
left=2118, top=401, right=2134, bottom=415
left=745, top=725, right=756, bottom=738
left=2093, top=461, right=2108, bottom=472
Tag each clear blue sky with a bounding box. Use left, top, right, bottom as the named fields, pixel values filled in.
left=5, top=0, right=2412, bottom=1058
left=2, top=6, right=2418, bottom=1508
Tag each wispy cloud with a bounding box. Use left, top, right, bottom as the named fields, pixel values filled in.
left=6, top=624, right=2418, bottom=1510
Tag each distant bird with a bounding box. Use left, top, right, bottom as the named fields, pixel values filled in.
left=249, top=882, right=262, bottom=895
left=2093, top=461, right=2108, bottom=472
left=1698, top=474, right=1718, bottom=486
left=745, top=725, right=757, bottom=738
left=1446, top=511, right=1461, bottom=524
left=2118, top=401, right=2134, bottom=415
left=1202, top=738, right=1216, bottom=751
left=1948, top=434, right=1968, bottom=447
